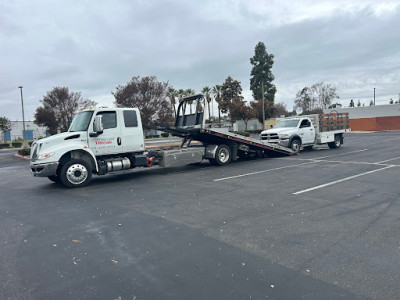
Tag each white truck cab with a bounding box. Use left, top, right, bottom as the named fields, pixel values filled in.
left=30, top=108, right=145, bottom=187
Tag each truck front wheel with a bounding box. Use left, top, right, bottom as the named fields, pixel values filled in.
left=210, top=144, right=231, bottom=166
left=47, top=175, right=60, bottom=183
left=290, top=139, right=301, bottom=154
left=60, top=159, right=92, bottom=188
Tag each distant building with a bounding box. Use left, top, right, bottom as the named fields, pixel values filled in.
left=233, top=118, right=262, bottom=131
left=0, top=121, right=49, bottom=142
left=324, top=104, right=400, bottom=131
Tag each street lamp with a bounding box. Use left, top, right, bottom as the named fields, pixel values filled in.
left=262, top=82, right=265, bottom=130
left=374, top=88, right=376, bottom=106
left=18, top=86, right=26, bottom=145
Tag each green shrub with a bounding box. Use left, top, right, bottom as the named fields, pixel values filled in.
left=11, top=142, right=23, bottom=148
left=18, top=148, right=30, bottom=156
left=0, top=143, right=10, bottom=149
left=145, top=135, right=160, bottom=139
left=160, top=132, right=169, bottom=137
left=28, top=141, right=34, bottom=146
left=246, top=130, right=263, bottom=134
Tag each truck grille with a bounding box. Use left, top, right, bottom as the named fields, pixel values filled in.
left=260, top=133, right=279, bottom=142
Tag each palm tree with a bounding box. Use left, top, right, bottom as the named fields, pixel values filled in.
left=212, top=85, right=222, bottom=122
left=168, top=88, right=178, bottom=118
left=185, top=89, right=196, bottom=114
left=202, top=86, right=212, bottom=119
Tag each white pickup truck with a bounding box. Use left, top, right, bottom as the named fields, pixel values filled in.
left=260, top=113, right=350, bottom=153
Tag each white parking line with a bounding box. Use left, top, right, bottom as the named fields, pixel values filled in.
left=293, top=165, right=395, bottom=195
left=383, top=137, right=400, bottom=142
left=375, top=156, right=400, bottom=164
left=213, top=161, right=319, bottom=182
left=278, top=149, right=369, bottom=161
left=315, top=149, right=369, bottom=159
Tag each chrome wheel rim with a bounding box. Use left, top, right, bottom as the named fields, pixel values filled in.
left=218, top=148, right=230, bottom=163
left=291, top=142, right=300, bottom=153
left=66, top=164, right=88, bottom=185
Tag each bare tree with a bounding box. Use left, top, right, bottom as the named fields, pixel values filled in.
left=311, top=82, right=339, bottom=109
left=295, top=82, right=338, bottom=114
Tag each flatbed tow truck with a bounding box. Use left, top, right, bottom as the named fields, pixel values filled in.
left=30, top=94, right=293, bottom=187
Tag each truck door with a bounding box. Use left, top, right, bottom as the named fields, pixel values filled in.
left=119, top=109, right=145, bottom=152
left=88, top=110, right=122, bottom=155
left=299, top=119, right=315, bottom=144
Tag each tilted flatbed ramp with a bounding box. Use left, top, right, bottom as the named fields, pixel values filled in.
left=154, top=94, right=294, bottom=158
left=198, top=128, right=294, bottom=156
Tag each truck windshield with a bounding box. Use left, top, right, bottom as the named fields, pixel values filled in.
left=69, top=111, right=94, bottom=132
left=274, top=120, right=300, bottom=128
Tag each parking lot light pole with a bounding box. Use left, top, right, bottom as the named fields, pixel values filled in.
left=374, top=88, right=376, bottom=106
left=18, top=86, right=27, bottom=146
left=262, top=82, right=265, bottom=130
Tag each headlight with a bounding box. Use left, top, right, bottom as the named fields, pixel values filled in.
left=37, top=152, right=55, bottom=160
left=278, top=134, right=289, bottom=139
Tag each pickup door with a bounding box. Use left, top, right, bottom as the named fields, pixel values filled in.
left=299, top=119, right=315, bottom=144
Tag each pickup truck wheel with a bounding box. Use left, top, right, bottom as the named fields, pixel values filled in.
left=290, top=139, right=301, bottom=154
left=328, top=134, right=341, bottom=149
left=60, top=159, right=92, bottom=188
left=47, top=175, right=60, bottom=183
left=213, top=145, right=231, bottom=166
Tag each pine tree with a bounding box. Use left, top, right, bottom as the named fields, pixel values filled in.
left=250, top=42, right=276, bottom=120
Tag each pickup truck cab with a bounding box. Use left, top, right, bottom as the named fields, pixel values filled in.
left=260, top=113, right=350, bottom=153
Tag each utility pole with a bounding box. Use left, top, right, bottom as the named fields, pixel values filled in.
left=18, top=86, right=26, bottom=145
left=373, top=88, right=376, bottom=106
left=262, top=82, right=265, bottom=130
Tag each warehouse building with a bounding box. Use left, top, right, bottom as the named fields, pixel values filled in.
left=0, top=121, right=49, bottom=142
left=324, top=104, right=400, bottom=131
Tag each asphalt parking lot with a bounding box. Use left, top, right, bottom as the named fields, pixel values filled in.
left=1, top=131, right=399, bottom=299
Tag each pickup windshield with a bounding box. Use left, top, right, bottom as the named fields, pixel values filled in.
left=274, top=120, right=300, bottom=128
left=69, top=111, right=94, bottom=132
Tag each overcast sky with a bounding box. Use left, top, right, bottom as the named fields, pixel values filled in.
left=1, top=0, right=399, bottom=121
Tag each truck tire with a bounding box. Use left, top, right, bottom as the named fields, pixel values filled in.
left=59, top=159, right=92, bottom=188
left=328, top=134, right=341, bottom=149
left=211, top=144, right=231, bottom=166
left=289, top=139, right=301, bottom=154
left=47, top=175, right=60, bottom=183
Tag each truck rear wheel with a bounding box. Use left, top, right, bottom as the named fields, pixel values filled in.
left=290, top=139, right=301, bottom=154
left=210, top=144, right=231, bottom=166
left=60, top=159, right=92, bottom=188
left=328, top=134, right=341, bottom=149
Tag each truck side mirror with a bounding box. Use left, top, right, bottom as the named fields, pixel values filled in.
left=93, top=115, right=104, bottom=134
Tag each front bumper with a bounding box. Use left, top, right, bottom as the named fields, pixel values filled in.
left=278, top=139, right=290, bottom=148
left=30, top=162, right=59, bottom=177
